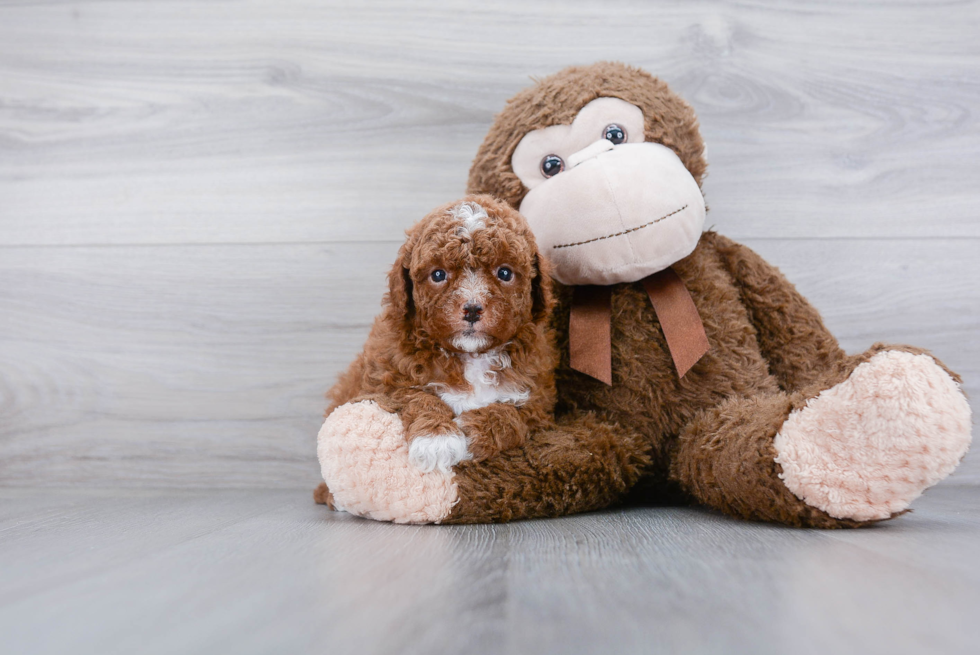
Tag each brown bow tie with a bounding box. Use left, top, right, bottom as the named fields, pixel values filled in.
left=568, top=267, right=709, bottom=385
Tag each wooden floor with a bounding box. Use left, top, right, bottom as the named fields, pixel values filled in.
left=1, top=485, right=978, bottom=655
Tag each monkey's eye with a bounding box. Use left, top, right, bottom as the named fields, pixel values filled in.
left=540, top=155, right=564, bottom=178
left=497, top=267, right=513, bottom=282
left=603, top=124, right=627, bottom=145
left=430, top=269, right=447, bottom=283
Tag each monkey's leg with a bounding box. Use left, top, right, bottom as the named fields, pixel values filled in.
left=670, top=347, right=972, bottom=527
left=316, top=400, right=650, bottom=524
left=442, top=413, right=650, bottom=523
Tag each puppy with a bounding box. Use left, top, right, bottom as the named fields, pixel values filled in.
left=325, top=194, right=556, bottom=473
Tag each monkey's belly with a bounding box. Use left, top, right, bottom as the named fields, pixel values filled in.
left=555, top=285, right=779, bottom=472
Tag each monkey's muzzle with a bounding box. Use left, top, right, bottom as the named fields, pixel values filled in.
left=519, top=142, right=706, bottom=286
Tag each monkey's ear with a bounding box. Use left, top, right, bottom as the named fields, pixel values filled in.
left=530, top=252, right=554, bottom=323
left=384, top=245, right=415, bottom=330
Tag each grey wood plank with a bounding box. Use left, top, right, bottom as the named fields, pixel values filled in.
left=500, top=498, right=980, bottom=655
left=0, top=241, right=398, bottom=488
left=822, top=491, right=980, bottom=585
left=0, top=238, right=977, bottom=487
left=0, top=0, right=978, bottom=244
left=0, top=487, right=978, bottom=655
left=0, top=488, right=293, bottom=604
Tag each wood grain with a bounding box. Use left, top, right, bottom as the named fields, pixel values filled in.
left=0, top=1, right=978, bottom=244
left=0, top=486, right=978, bottom=655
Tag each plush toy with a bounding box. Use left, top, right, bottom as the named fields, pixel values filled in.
left=316, top=62, right=972, bottom=527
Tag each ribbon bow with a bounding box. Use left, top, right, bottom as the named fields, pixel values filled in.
left=568, top=267, right=709, bottom=385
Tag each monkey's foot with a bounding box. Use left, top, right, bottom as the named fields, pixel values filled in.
left=774, top=350, right=972, bottom=521
left=317, top=400, right=458, bottom=524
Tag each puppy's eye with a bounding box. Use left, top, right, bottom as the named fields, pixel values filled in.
left=497, top=267, right=513, bottom=282
left=603, top=124, right=627, bottom=145
left=540, top=155, right=564, bottom=178
left=430, top=269, right=447, bottom=283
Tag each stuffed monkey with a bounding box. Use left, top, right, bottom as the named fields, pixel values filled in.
left=316, top=62, right=972, bottom=527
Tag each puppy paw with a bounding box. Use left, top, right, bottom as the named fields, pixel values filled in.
left=455, top=406, right=527, bottom=462
left=408, top=430, right=472, bottom=473
left=313, top=482, right=337, bottom=510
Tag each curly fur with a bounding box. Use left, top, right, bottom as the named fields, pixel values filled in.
left=325, top=194, right=557, bottom=469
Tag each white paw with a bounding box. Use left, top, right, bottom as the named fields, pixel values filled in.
left=408, top=431, right=472, bottom=473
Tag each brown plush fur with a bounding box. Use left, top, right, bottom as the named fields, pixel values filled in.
left=440, top=62, right=958, bottom=527
left=324, top=194, right=557, bottom=463
left=447, top=413, right=651, bottom=522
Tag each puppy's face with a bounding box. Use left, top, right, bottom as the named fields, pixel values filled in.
left=391, top=197, right=548, bottom=354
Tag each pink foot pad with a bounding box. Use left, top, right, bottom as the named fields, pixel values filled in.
left=317, top=400, right=458, bottom=524
left=774, top=351, right=973, bottom=521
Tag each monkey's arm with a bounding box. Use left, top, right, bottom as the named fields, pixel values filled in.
left=706, top=231, right=848, bottom=392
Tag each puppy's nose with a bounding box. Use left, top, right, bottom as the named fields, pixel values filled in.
left=463, top=303, right=483, bottom=324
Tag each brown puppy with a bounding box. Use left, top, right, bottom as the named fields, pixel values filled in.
left=326, top=194, right=556, bottom=473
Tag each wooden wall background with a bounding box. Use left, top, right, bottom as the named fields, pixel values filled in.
left=1, top=0, right=977, bottom=489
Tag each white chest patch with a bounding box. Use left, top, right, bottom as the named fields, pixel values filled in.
left=436, top=351, right=530, bottom=416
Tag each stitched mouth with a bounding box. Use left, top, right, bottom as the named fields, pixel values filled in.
left=552, top=205, right=688, bottom=250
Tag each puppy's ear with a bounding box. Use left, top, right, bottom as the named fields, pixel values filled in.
left=530, top=252, right=554, bottom=322
left=384, top=242, right=415, bottom=330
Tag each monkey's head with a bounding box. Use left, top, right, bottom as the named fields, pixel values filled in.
left=467, top=62, right=707, bottom=286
